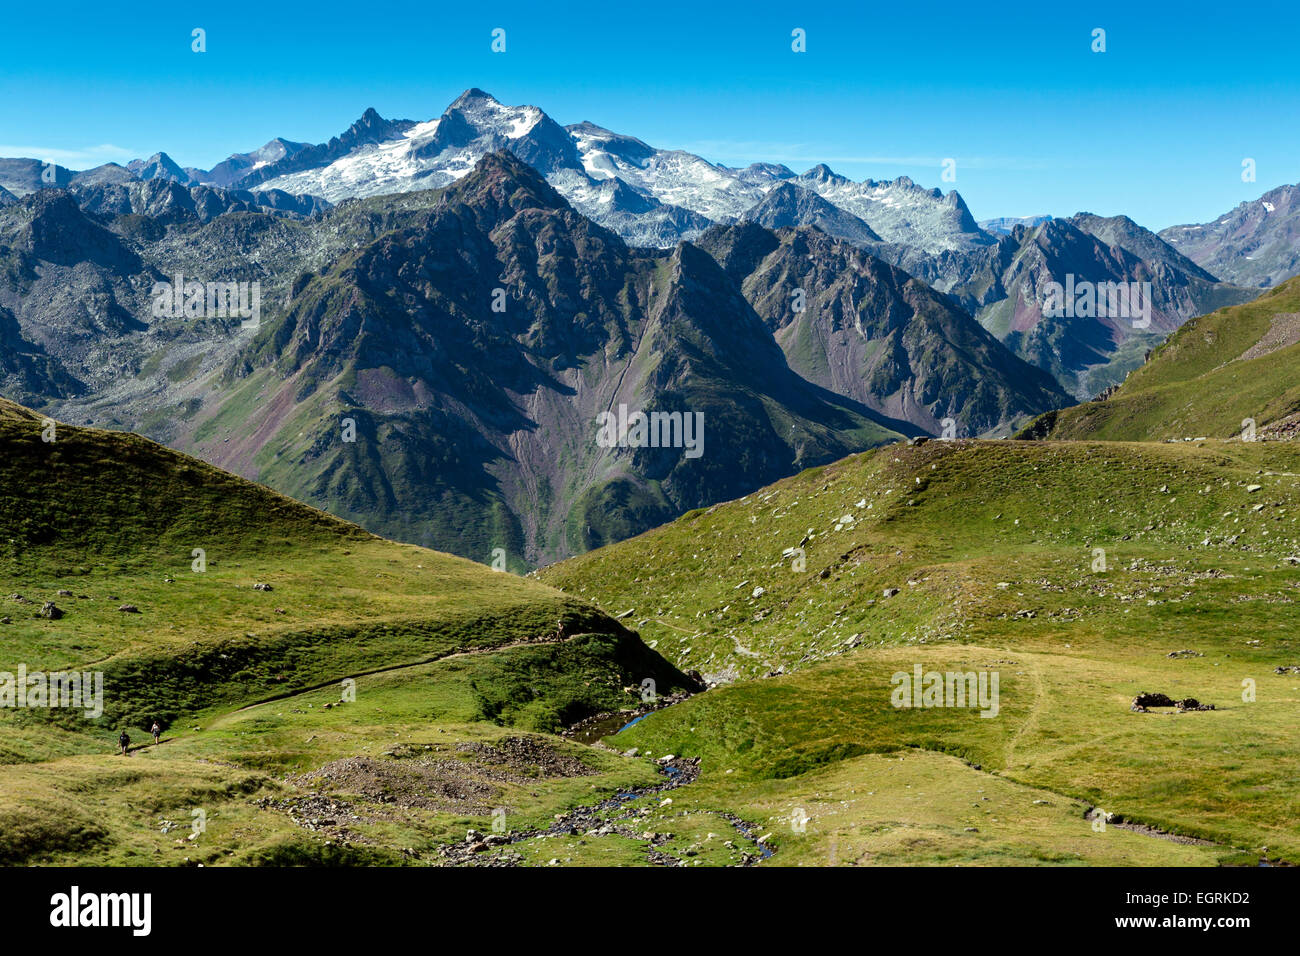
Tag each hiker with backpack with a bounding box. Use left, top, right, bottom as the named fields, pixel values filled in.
left=118, top=730, right=130, bottom=755
left=150, top=721, right=162, bottom=745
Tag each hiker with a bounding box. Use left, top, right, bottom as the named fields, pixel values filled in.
left=150, top=721, right=162, bottom=745
left=118, top=730, right=130, bottom=755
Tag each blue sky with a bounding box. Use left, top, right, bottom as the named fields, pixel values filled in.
left=2, top=0, right=1296, bottom=230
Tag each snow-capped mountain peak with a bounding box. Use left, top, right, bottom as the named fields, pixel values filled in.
left=169, top=89, right=991, bottom=253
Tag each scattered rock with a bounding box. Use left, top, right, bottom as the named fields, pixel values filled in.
left=882, top=587, right=900, bottom=598
left=118, top=604, right=140, bottom=613
left=253, top=583, right=273, bottom=592
left=37, top=602, right=63, bottom=620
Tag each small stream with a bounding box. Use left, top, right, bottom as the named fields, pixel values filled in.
left=566, top=703, right=663, bottom=745
left=441, top=698, right=775, bottom=865
left=569, top=702, right=777, bottom=862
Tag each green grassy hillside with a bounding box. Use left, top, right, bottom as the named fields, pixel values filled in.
left=1024, top=276, right=1300, bottom=441
left=9, top=396, right=1300, bottom=866
left=538, top=437, right=1300, bottom=864
left=0, top=406, right=695, bottom=865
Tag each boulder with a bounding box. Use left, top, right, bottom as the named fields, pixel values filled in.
left=1131, top=692, right=1176, bottom=712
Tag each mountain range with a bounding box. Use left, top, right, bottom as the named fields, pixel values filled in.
left=2, top=87, right=1298, bottom=564
left=6, top=89, right=1296, bottom=293
left=218, top=90, right=992, bottom=255
left=0, top=150, right=1070, bottom=566
left=121, top=86, right=1269, bottom=399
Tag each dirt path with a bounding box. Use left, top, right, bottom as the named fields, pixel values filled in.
left=1002, top=650, right=1045, bottom=769
left=224, top=634, right=574, bottom=716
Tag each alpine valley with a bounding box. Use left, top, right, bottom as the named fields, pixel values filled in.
left=4, top=82, right=1300, bottom=873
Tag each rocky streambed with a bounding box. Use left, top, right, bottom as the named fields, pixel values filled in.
left=438, top=753, right=775, bottom=867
